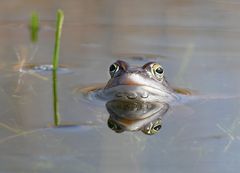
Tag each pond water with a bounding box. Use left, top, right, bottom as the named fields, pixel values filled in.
left=0, top=0, right=240, bottom=173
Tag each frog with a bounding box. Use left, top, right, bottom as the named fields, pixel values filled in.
left=93, top=60, right=190, bottom=104
left=79, top=59, right=192, bottom=135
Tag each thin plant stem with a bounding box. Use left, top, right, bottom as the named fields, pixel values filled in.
left=29, top=12, right=39, bottom=43
left=52, top=9, right=64, bottom=126
left=52, top=9, right=64, bottom=70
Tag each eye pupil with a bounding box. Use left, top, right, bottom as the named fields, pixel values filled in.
left=156, top=67, right=163, bottom=74
left=107, top=119, right=124, bottom=133
left=153, top=124, right=162, bottom=131
left=109, top=63, right=120, bottom=77
left=109, top=64, right=116, bottom=72
left=108, top=119, right=114, bottom=129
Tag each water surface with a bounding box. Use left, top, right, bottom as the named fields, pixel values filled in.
left=0, top=0, right=240, bottom=173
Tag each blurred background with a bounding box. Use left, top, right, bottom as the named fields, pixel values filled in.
left=0, top=0, right=239, bottom=173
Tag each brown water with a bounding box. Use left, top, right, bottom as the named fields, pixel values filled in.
left=0, top=0, right=240, bottom=173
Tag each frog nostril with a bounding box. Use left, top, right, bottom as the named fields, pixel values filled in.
left=115, top=92, right=138, bottom=99
left=141, top=92, right=149, bottom=98
left=115, top=92, right=149, bottom=99
left=127, top=93, right=138, bottom=99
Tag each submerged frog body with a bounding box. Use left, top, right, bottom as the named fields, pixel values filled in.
left=96, top=60, right=182, bottom=104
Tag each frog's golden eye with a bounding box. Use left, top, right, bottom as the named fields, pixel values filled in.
left=109, top=63, right=119, bottom=77
left=151, top=63, right=164, bottom=80
left=142, top=119, right=162, bottom=135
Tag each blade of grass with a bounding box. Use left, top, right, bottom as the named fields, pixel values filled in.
left=29, top=12, right=39, bottom=43
left=52, top=9, right=64, bottom=126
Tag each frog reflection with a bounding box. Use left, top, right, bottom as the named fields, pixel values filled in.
left=106, top=99, right=169, bottom=135
left=80, top=59, right=192, bottom=134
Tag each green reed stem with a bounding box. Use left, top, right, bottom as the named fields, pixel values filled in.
left=29, top=12, right=39, bottom=43
left=52, top=9, right=64, bottom=70
left=52, top=9, right=64, bottom=126
left=52, top=69, right=60, bottom=126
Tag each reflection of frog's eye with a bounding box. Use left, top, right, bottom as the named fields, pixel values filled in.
left=109, top=63, right=119, bottom=77
left=153, top=124, right=162, bottom=131
left=107, top=118, right=124, bottom=133
left=142, top=119, right=162, bottom=135
left=151, top=64, right=164, bottom=80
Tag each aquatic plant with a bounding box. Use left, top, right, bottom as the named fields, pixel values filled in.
left=29, top=11, right=39, bottom=43
left=52, top=9, right=64, bottom=126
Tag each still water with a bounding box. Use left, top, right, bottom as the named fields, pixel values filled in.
left=0, top=0, right=240, bottom=172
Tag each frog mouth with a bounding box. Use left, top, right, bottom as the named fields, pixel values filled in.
left=99, top=85, right=178, bottom=102
left=114, top=91, right=149, bottom=99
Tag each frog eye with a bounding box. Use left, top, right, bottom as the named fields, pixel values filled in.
left=109, top=63, right=119, bottom=77
left=151, top=63, right=164, bottom=80
left=142, top=119, right=162, bottom=135
left=107, top=118, right=124, bottom=133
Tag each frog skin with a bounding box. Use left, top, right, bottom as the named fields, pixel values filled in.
left=97, top=60, right=181, bottom=104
